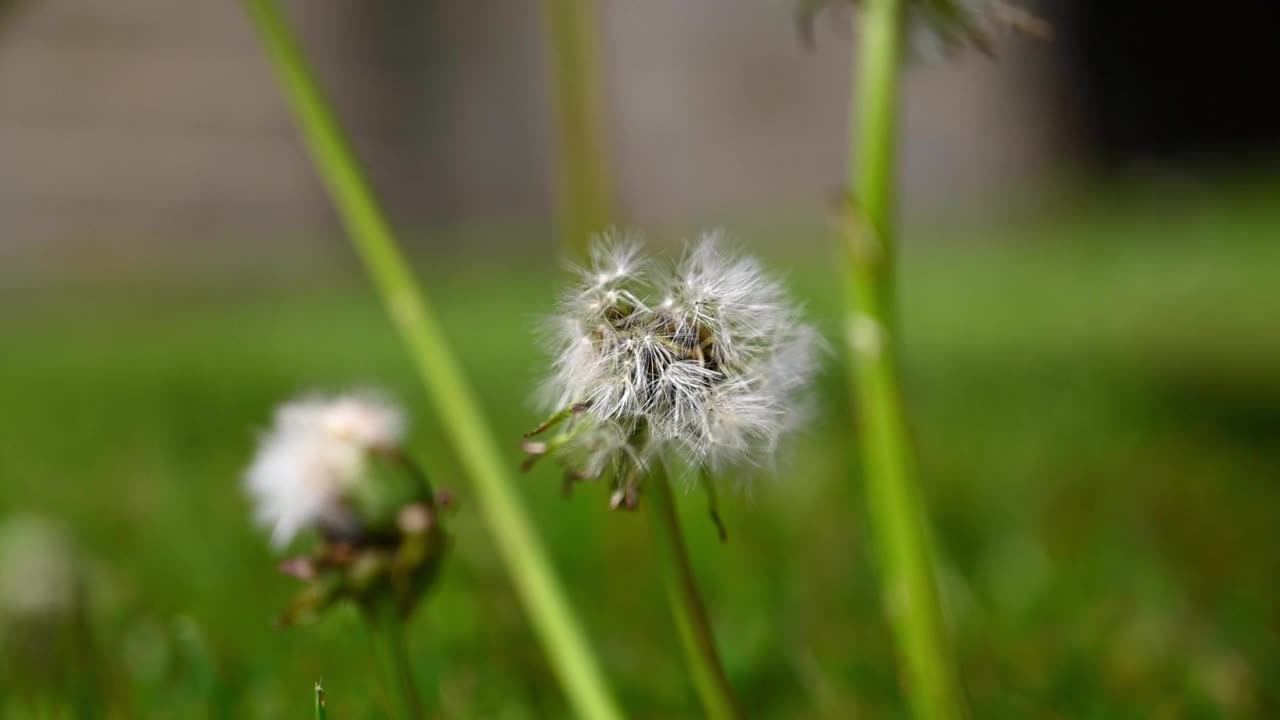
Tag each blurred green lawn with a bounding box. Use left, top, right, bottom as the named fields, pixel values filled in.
left=2, top=187, right=1278, bottom=718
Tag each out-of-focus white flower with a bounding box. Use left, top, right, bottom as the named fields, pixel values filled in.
left=534, top=230, right=820, bottom=485
left=0, top=515, right=78, bottom=620
left=245, top=392, right=405, bottom=547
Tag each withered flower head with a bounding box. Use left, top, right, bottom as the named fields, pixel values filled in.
left=526, top=231, right=820, bottom=505
left=244, top=391, right=448, bottom=624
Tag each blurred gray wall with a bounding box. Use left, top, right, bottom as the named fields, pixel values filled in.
left=0, top=0, right=1066, bottom=263
left=603, top=1, right=1064, bottom=221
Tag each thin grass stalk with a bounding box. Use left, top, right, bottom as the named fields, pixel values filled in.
left=540, top=0, right=614, bottom=258
left=370, top=599, right=424, bottom=720
left=647, top=464, right=744, bottom=720
left=843, top=1, right=966, bottom=717
left=240, top=2, right=624, bottom=717
left=314, top=681, right=327, bottom=720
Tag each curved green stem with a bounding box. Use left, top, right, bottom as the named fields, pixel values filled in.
left=844, top=1, right=967, bottom=718
left=647, top=465, right=743, bottom=720
left=241, top=2, right=623, bottom=718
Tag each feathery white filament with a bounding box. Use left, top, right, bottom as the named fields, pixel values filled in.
left=245, top=392, right=405, bottom=547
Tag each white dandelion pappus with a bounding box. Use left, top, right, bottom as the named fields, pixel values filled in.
left=663, top=231, right=792, bottom=373
left=545, top=231, right=653, bottom=421
left=245, top=392, right=405, bottom=547
left=656, top=232, right=818, bottom=470
left=0, top=515, right=79, bottom=619
left=536, top=230, right=821, bottom=484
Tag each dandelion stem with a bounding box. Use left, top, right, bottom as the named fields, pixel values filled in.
left=540, top=0, right=614, bottom=257
left=647, top=464, right=743, bottom=720
left=369, top=598, right=423, bottom=720
left=843, top=1, right=967, bottom=717
left=241, top=2, right=624, bottom=718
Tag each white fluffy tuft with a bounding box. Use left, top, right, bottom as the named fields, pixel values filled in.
left=541, top=230, right=820, bottom=481
left=245, top=391, right=405, bottom=547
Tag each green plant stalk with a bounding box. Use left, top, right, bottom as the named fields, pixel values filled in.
left=647, top=465, right=743, bottom=720
left=844, top=1, right=966, bottom=718
left=540, top=0, right=614, bottom=257
left=241, top=2, right=624, bottom=718
left=314, top=681, right=327, bottom=720
left=370, top=598, right=424, bottom=720
left=70, top=587, right=98, bottom=720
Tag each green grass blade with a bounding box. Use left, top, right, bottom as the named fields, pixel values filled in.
left=314, top=681, right=327, bottom=720
left=240, top=2, right=624, bottom=717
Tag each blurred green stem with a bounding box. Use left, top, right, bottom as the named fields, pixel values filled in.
left=314, top=681, right=327, bottom=720
left=370, top=599, right=423, bottom=720
left=647, top=465, right=743, bottom=720
left=241, top=2, right=624, bottom=718
left=71, top=589, right=98, bottom=720
left=843, top=1, right=966, bottom=718
left=541, top=0, right=614, bottom=257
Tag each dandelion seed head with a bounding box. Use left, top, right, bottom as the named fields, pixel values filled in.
left=245, top=392, right=405, bottom=547
left=0, top=515, right=78, bottom=619
left=539, top=230, right=821, bottom=484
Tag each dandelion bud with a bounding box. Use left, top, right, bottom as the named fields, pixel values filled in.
left=244, top=391, right=448, bottom=624
left=527, top=231, right=821, bottom=504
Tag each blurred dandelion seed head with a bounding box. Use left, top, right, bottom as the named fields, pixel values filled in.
left=245, top=391, right=406, bottom=547
left=537, top=230, right=820, bottom=485
left=0, top=515, right=79, bottom=621
left=244, top=392, right=448, bottom=624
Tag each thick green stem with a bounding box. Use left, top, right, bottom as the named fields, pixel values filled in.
left=370, top=599, right=423, bottom=720
left=647, top=466, right=743, bottom=720
left=852, top=0, right=901, bottom=319
left=540, top=0, right=614, bottom=258
left=844, top=1, right=967, bottom=718
left=241, top=2, right=623, bottom=718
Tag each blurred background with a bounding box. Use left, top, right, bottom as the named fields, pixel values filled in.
left=1, top=0, right=1278, bottom=717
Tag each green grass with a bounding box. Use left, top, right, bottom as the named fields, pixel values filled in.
left=1, top=190, right=1279, bottom=717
